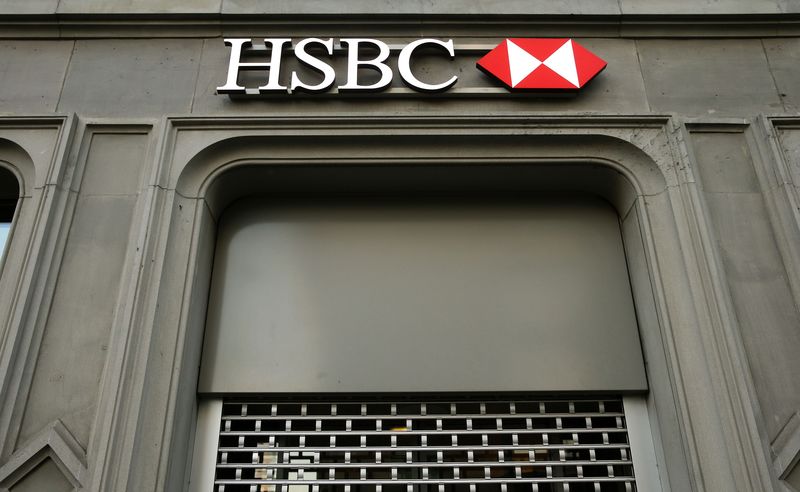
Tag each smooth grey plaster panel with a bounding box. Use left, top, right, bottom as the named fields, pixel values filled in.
left=0, top=0, right=58, bottom=14
left=13, top=130, right=148, bottom=449
left=56, top=0, right=221, bottom=14
left=620, top=0, right=782, bottom=14
left=58, top=39, right=202, bottom=117
left=763, top=39, right=800, bottom=113
left=704, top=191, right=800, bottom=439
left=199, top=195, right=647, bottom=394
left=637, top=39, right=783, bottom=117
left=0, top=41, right=74, bottom=114
left=221, top=0, right=621, bottom=15
left=692, top=132, right=800, bottom=440
left=14, top=130, right=147, bottom=451
left=192, top=37, right=647, bottom=114
left=691, top=133, right=761, bottom=193
left=16, top=194, right=137, bottom=450
left=8, top=459, right=73, bottom=492
left=78, top=133, right=148, bottom=196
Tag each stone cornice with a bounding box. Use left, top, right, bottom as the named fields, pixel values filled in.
left=0, top=13, right=799, bottom=39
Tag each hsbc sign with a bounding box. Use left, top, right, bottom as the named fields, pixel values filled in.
left=218, top=37, right=606, bottom=97
left=477, top=38, right=606, bottom=90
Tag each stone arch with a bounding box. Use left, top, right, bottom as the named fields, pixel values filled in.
left=130, top=122, right=720, bottom=492
left=174, top=133, right=669, bottom=219
left=0, top=137, right=35, bottom=199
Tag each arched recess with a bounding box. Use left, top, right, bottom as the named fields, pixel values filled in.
left=0, top=136, right=35, bottom=341
left=0, top=138, right=35, bottom=270
left=0, top=132, right=90, bottom=491
left=0, top=137, right=35, bottom=197
left=128, top=127, right=724, bottom=492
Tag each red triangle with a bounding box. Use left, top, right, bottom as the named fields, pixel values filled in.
left=476, top=40, right=512, bottom=87
left=572, top=40, right=607, bottom=87
left=509, top=38, right=569, bottom=62
left=516, top=64, right=576, bottom=90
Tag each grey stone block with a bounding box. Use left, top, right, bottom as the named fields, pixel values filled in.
left=56, top=0, right=221, bottom=14
left=58, top=39, right=202, bottom=117
left=692, top=129, right=800, bottom=439
left=779, top=0, right=800, bottom=13
left=777, top=127, right=800, bottom=187
left=764, top=38, right=800, bottom=113
left=637, top=39, right=783, bottom=116
left=0, top=0, right=58, bottom=14
left=79, top=132, right=149, bottom=196
left=221, top=0, right=621, bottom=15
left=0, top=41, right=74, bottom=114
left=16, top=194, right=137, bottom=449
left=703, top=191, right=800, bottom=440
left=620, top=0, right=782, bottom=14
left=691, top=132, right=760, bottom=193
left=8, top=459, right=72, bottom=492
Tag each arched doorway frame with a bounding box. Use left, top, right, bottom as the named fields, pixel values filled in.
left=99, top=115, right=773, bottom=492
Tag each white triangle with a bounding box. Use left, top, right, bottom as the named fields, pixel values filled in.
left=506, top=40, right=542, bottom=88
left=543, top=39, right=580, bottom=87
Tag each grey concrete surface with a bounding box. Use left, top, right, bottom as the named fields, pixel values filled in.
left=78, top=133, right=148, bottom=196
left=778, top=128, right=800, bottom=188
left=221, top=0, right=623, bottom=15
left=619, top=0, right=783, bottom=14
left=622, top=204, right=692, bottom=492
left=763, top=38, right=800, bottom=114
left=691, top=132, right=761, bottom=194
left=8, top=459, right=72, bottom=492
left=57, top=39, right=202, bottom=117
left=56, top=0, right=221, bottom=14
left=16, top=195, right=137, bottom=450
left=691, top=131, right=800, bottom=441
left=0, top=41, right=73, bottom=115
left=15, top=132, right=147, bottom=451
left=637, top=39, right=784, bottom=117
left=779, top=0, right=800, bottom=13
left=0, top=0, right=795, bottom=15
left=0, top=0, right=59, bottom=15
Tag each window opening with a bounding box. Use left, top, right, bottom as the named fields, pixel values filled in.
left=0, top=167, right=19, bottom=261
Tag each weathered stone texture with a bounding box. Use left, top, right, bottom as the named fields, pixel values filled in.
left=16, top=133, right=148, bottom=451
left=763, top=38, right=800, bottom=113
left=58, top=39, right=202, bottom=117
left=637, top=39, right=783, bottom=116
left=691, top=131, right=800, bottom=440
left=0, top=41, right=73, bottom=114
left=8, top=459, right=73, bottom=492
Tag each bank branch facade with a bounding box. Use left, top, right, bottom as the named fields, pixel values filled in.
left=0, top=2, right=799, bottom=492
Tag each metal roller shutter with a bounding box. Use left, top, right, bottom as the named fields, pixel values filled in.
left=213, top=397, right=637, bottom=492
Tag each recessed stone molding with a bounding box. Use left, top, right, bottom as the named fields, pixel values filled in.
left=0, top=420, right=86, bottom=490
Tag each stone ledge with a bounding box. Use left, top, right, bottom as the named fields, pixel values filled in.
left=0, top=13, right=800, bottom=39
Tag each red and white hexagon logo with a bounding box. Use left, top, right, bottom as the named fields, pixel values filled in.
left=477, top=38, right=607, bottom=90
